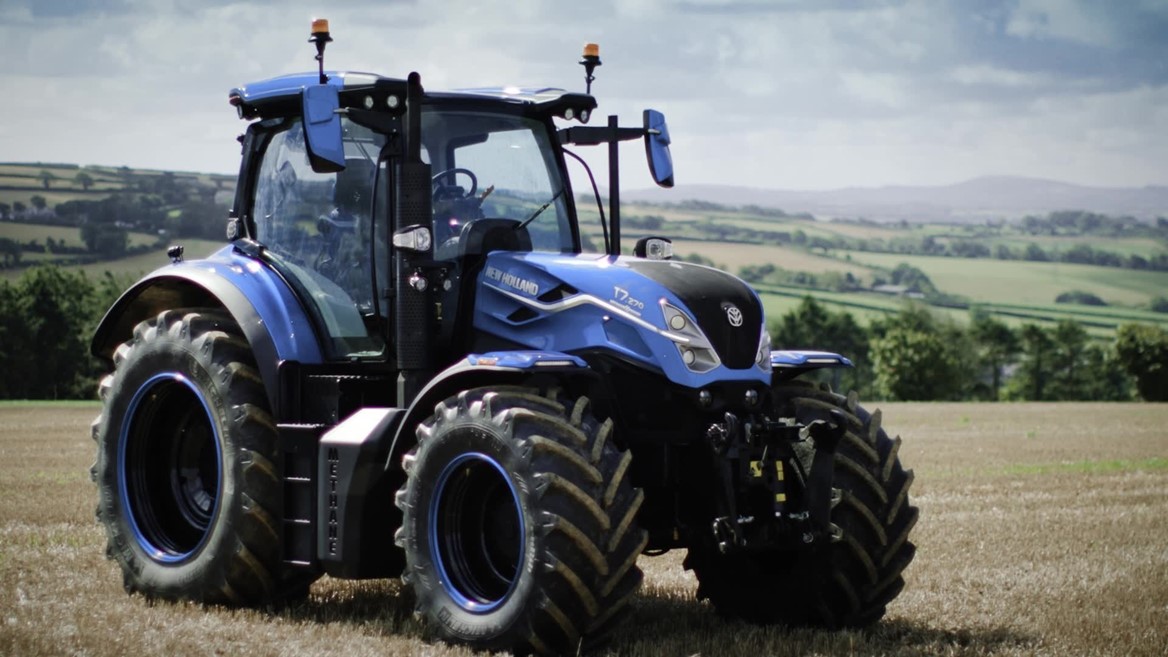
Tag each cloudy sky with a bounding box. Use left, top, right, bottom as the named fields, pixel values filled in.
left=1, top=0, right=1166, bottom=191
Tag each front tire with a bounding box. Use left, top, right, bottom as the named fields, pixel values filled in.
left=395, top=386, right=646, bottom=655
left=685, top=380, right=918, bottom=627
left=92, top=309, right=308, bottom=604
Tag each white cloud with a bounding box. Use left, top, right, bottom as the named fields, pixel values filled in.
left=0, top=0, right=1165, bottom=190
left=950, top=65, right=1051, bottom=88
left=1006, top=0, right=1121, bottom=47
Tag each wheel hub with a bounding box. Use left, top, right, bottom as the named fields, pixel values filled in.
left=119, top=374, right=222, bottom=563
left=430, top=451, right=525, bottom=612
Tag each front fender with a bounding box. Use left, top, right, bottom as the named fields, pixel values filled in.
left=770, top=350, right=854, bottom=383
left=91, top=245, right=325, bottom=411
left=385, top=350, right=593, bottom=473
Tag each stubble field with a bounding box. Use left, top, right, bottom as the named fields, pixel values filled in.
left=1, top=401, right=1165, bottom=656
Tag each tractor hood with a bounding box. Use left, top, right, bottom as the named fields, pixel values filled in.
left=472, top=251, right=769, bottom=387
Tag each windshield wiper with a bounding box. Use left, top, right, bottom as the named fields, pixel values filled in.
left=516, top=187, right=565, bottom=231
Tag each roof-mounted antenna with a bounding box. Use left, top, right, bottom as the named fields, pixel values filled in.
left=580, top=43, right=601, bottom=95
left=309, top=18, right=333, bottom=84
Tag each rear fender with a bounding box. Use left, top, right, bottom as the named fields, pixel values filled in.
left=385, top=351, right=593, bottom=473
left=770, top=350, right=854, bottom=383
left=91, top=245, right=324, bottom=412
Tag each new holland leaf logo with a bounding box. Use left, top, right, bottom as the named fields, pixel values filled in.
left=725, top=304, right=743, bottom=327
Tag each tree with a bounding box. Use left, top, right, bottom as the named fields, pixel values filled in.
left=75, top=171, right=95, bottom=191
left=38, top=169, right=58, bottom=190
left=0, top=202, right=9, bottom=220
left=1115, top=323, right=1168, bottom=401
left=1023, top=243, right=1049, bottom=262
left=1081, top=346, right=1133, bottom=401
left=868, top=303, right=966, bottom=400
left=30, top=195, right=47, bottom=212
left=888, top=263, right=938, bottom=296
left=770, top=296, right=872, bottom=393
left=871, top=326, right=963, bottom=400
left=970, top=312, right=1019, bottom=400
left=174, top=198, right=226, bottom=239
left=1055, top=290, right=1106, bottom=306
left=0, top=281, right=21, bottom=397
left=81, top=221, right=128, bottom=256
left=5, top=266, right=96, bottom=399
left=1046, top=320, right=1093, bottom=400
left=1007, top=324, right=1054, bottom=400
left=0, top=238, right=22, bottom=267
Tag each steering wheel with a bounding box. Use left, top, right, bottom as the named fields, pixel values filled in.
left=431, top=167, right=477, bottom=199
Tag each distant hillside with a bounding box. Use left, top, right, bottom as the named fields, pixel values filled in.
left=623, top=176, right=1168, bottom=223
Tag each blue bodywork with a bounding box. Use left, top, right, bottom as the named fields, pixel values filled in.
left=472, top=252, right=772, bottom=390
left=230, top=71, right=348, bottom=103
left=91, top=245, right=324, bottom=411
left=771, top=350, right=853, bottom=369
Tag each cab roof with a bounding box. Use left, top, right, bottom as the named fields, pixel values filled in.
left=229, top=71, right=597, bottom=122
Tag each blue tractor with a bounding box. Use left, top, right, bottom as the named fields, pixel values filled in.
left=90, top=21, right=916, bottom=655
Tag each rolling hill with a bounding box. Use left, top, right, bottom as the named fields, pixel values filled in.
left=623, top=176, right=1168, bottom=223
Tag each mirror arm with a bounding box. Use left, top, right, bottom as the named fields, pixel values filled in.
left=558, top=126, right=645, bottom=146
left=608, top=115, right=621, bottom=257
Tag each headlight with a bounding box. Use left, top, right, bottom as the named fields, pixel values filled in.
left=661, top=301, right=720, bottom=373
left=756, top=327, right=772, bottom=372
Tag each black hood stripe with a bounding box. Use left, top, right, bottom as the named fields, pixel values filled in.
left=626, top=260, right=762, bottom=369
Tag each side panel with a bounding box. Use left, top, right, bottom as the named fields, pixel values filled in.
left=91, top=245, right=325, bottom=412
left=318, top=407, right=405, bottom=578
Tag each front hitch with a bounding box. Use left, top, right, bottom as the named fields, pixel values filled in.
left=703, top=408, right=847, bottom=553
left=803, top=408, right=846, bottom=541
left=706, top=413, right=744, bottom=553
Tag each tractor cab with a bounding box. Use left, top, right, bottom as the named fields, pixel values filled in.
left=229, top=84, right=590, bottom=361
left=226, top=23, right=671, bottom=381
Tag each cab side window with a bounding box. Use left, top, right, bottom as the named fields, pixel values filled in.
left=250, top=119, right=386, bottom=359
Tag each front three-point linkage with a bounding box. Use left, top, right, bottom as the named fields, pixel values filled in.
left=706, top=409, right=847, bottom=553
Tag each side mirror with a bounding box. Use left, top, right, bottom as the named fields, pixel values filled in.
left=643, top=109, right=674, bottom=188
left=303, top=84, right=346, bottom=173
left=634, top=236, right=672, bottom=260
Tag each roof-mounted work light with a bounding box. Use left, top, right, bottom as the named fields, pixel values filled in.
left=580, top=42, right=601, bottom=95
left=309, top=18, right=333, bottom=84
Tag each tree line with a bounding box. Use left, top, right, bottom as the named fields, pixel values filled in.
left=771, top=296, right=1168, bottom=402
left=1, top=265, right=1165, bottom=402
left=0, top=267, right=128, bottom=399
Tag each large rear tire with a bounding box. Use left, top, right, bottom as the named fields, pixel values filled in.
left=685, top=380, right=917, bottom=627
left=91, top=308, right=313, bottom=604
left=395, top=386, right=646, bottom=655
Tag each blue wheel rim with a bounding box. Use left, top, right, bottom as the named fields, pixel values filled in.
left=118, top=373, right=222, bottom=564
left=428, top=451, right=526, bottom=613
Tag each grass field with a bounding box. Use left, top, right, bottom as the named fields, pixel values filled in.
left=1, top=402, right=1165, bottom=656
left=840, top=250, right=1168, bottom=307
left=671, top=239, right=876, bottom=277
left=0, top=238, right=225, bottom=282
left=0, top=163, right=234, bottom=208
left=0, top=222, right=161, bottom=250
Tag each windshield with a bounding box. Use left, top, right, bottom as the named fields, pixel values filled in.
left=423, top=110, right=574, bottom=253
